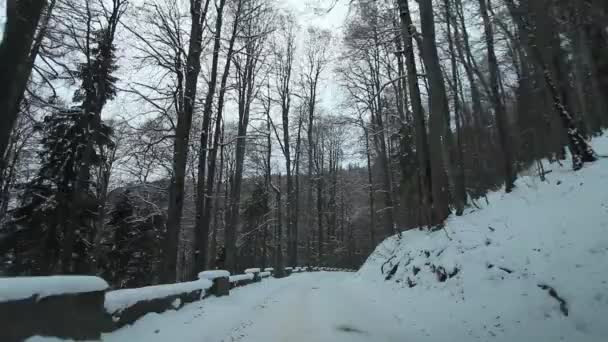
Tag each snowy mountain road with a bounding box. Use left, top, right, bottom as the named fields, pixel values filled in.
left=100, top=272, right=406, bottom=342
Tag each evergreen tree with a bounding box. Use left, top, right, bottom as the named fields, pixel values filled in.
left=103, top=190, right=164, bottom=288
left=10, top=108, right=113, bottom=275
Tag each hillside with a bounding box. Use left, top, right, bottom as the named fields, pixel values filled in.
left=356, top=135, right=608, bottom=341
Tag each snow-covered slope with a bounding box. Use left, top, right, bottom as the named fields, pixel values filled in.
left=357, top=135, right=608, bottom=342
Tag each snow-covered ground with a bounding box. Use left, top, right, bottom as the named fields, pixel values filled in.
left=28, top=135, right=608, bottom=342
left=103, top=272, right=402, bottom=342
left=358, top=134, right=608, bottom=342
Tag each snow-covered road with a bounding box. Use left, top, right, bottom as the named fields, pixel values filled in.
left=103, top=272, right=406, bottom=342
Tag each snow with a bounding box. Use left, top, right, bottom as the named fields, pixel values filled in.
left=104, top=279, right=212, bottom=314
left=0, top=276, right=108, bottom=302
left=284, top=267, right=293, bottom=271
left=259, top=271, right=271, bottom=278
left=229, top=274, right=255, bottom=283
left=244, top=268, right=260, bottom=274
left=197, top=270, right=230, bottom=280
left=99, top=272, right=406, bottom=342
left=27, top=134, right=608, bottom=342
left=356, top=134, right=608, bottom=341
left=263, top=268, right=274, bottom=272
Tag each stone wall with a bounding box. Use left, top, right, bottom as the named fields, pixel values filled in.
left=0, top=290, right=106, bottom=342
left=0, top=267, right=355, bottom=341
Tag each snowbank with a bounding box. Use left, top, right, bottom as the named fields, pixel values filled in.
left=198, top=270, right=230, bottom=280
left=105, top=279, right=212, bottom=314
left=259, top=271, right=271, bottom=278
left=244, top=268, right=260, bottom=274
left=229, top=274, right=254, bottom=283
left=0, top=276, right=108, bottom=302
left=358, top=134, right=608, bottom=341
left=263, top=268, right=273, bottom=272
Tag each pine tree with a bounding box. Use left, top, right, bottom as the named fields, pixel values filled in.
left=104, top=190, right=164, bottom=288
left=10, top=108, right=113, bottom=275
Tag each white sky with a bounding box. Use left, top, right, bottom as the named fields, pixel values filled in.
left=0, top=1, right=5, bottom=40
left=282, top=0, right=350, bottom=112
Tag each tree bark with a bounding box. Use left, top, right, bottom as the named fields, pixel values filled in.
left=418, top=0, right=461, bottom=221
left=397, top=0, right=433, bottom=226
left=505, top=0, right=596, bottom=170
left=478, top=0, right=515, bottom=193
left=193, top=0, right=226, bottom=276
left=163, top=0, right=210, bottom=282
left=0, top=0, right=47, bottom=168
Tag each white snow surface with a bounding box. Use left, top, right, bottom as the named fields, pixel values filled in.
left=263, top=267, right=273, bottom=272
left=98, top=272, right=402, bottom=342
left=198, top=270, right=230, bottom=280
left=244, top=268, right=260, bottom=274
left=27, top=135, right=608, bottom=342
left=104, top=279, right=212, bottom=314
left=259, top=271, right=271, bottom=278
left=229, top=274, right=255, bottom=283
left=356, top=134, right=608, bottom=342
left=0, top=276, right=108, bottom=302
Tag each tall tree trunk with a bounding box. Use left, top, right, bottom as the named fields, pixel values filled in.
left=363, top=124, right=376, bottom=248
left=0, top=0, right=47, bottom=167
left=479, top=0, right=515, bottom=192
left=163, top=0, right=210, bottom=282
left=193, top=0, right=226, bottom=276
left=418, top=0, right=461, bottom=221
left=294, top=117, right=303, bottom=264
left=445, top=0, right=468, bottom=213
left=208, top=123, right=224, bottom=270
left=306, top=93, right=316, bottom=263
left=225, top=18, right=262, bottom=271
left=397, top=0, right=433, bottom=226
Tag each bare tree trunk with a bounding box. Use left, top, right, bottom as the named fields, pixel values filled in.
left=163, top=0, right=210, bottom=282
left=444, top=0, right=467, bottom=213
left=0, top=0, right=47, bottom=166
left=306, top=96, right=316, bottom=262
left=225, top=8, right=267, bottom=271
left=418, top=0, right=460, bottom=221
left=478, top=0, right=515, bottom=192
left=363, top=124, right=376, bottom=248
left=193, top=0, right=226, bottom=276
left=90, top=143, right=117, bottom=274
left=397, top=0, right=433, bottom=226
left=294, top=117, right=303, bottom=264
left=272, top=173, right=284, bottom=277
left=208, top=123, right=224, bottom=270
left=273, top=20, right=296, bottom=266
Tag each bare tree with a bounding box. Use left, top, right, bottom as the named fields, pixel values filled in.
left=224, top=0, right=273, bottom=272
left=0, top=0, right=49, bottom=167
left=300, top=27, right=331, bottom=261
left=271, top=13, right=298, bottom=266
left=162, top=0, right=212, bottom=282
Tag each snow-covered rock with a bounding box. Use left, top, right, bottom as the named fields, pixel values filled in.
left=263, top=267, right=273, bottom=272
left=244, top=268, right=260, bottom=274
left=105, top=279, right=212, bottom=314
left=259, top=271, right=271, bottom=278
left=229, top=274, right=254, bottom=283
left=0, top=276, right=108, bottom=302
left=198, top=270, right=230, bottom=280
